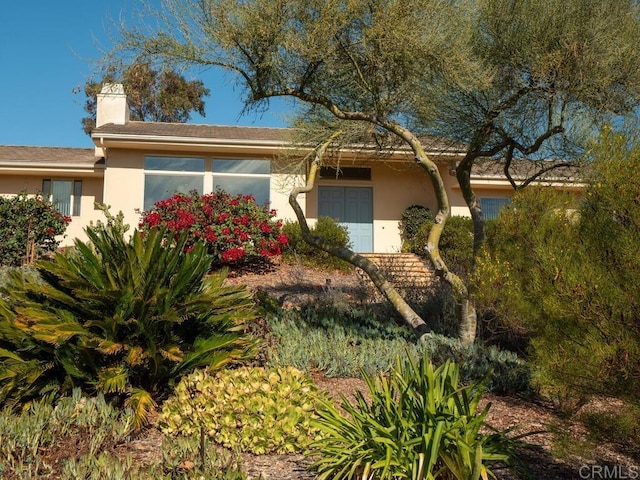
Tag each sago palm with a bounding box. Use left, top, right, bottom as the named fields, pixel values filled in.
left=0, top=223, right=256, bottom=427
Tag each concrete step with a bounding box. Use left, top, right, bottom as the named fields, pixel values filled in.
left=357, top=253, right=434, bottom=288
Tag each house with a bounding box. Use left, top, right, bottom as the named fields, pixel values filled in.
left=0, top=84, right=580, bottom=253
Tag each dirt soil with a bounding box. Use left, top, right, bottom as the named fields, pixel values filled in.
left=52, top=260, right=640, bottom=479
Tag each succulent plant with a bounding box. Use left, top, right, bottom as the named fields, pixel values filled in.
left=160, top=366, right=326, bottom=455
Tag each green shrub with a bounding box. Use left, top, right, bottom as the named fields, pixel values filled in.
left=399, top=204, right=433, bottom=251
left=282, top=216, right=352, bottom=271
left=474, top=131, right=640, bottom=409
left=0, top=222, right=256, bottom=427
left=264, top=305, right=531, bottom=395
left=414, top=216, right=473, bottom=277
left=160, top=366, right=325, bottom=454
left=0, top=192, right=70, bottom=267
left=311, top=354, right=515, bottom=480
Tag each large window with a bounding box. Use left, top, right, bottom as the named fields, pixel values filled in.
left=213, top=159, right=270, bottom=206
left=480, top=197, right=510, bottom=220
left=143, top=157, right=205, bottom=210
left=42, top=179, right=82, bottom=216
left=143, top=156, right=271, bottom=211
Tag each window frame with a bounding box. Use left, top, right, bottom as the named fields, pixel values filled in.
left=479, top=197, right=510, bottom=220
left=42, top=179, right=83, bottom=217
left=142, top=155, right=272, bottom=210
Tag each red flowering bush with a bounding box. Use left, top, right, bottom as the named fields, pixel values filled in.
left=0, top=192, right=70, bottom=267
left=139, top=190, right=288, bottom=266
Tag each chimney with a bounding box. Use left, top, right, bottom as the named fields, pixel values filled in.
left=96, top=83, right=129, bottom=128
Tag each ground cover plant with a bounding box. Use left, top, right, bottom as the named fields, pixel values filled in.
left=160, top=365, right=326, bottom=454
left=139, top=189, right=289, bottom=266
left=264, top=304, right=531, bottom=395
left=0, top=220, right=256, bottom=427
left=0, top=389, right=246, bottom=479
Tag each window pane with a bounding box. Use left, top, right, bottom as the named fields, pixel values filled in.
left=480, top=197, right=510, bottom=220
left=42, top=179, right=51, bottom=196
left=144, top=175, right=203, bottom=211
left=214, top=159, right=270, bottom=174
left=51, top=180, right=72, bottom=216
left=73, top=180, right=82, bottom=216
left=145, top=156, right=204, bottom=172
left=213, top=177, right=270, bottom=205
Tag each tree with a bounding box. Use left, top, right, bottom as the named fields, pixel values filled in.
left=111, top=0, right=640, bottom=344
left=80, top=63, right=209, bottom=134
left=419, top=0, right=640, bottom=258
left=474, top=129, right=640, bottom=407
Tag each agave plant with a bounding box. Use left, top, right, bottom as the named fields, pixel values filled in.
left=311, top=353, right=515, bottom=480
left=0, top=222, right=256, bottom=427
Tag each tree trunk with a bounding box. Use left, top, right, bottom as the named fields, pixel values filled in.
left=289, top=140, right=431, bottom=341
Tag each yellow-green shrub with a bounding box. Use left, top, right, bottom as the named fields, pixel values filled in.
left=159, top=366, right=325, bottom=455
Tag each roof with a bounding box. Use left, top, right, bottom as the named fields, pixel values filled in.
left=0, top=145, right=103, bottom=169
left=471, top=157, right=582, bottom=183
left=93, top=122, right=291, bottom=143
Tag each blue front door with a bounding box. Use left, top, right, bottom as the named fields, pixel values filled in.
left=318, top=186, right=373, bottom=252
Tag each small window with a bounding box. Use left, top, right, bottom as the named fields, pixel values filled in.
left=480, top=197, right=510, bottom=220
left=42, top=179, right=82, bottom=216
left=319, top=167, right=371, bottom=181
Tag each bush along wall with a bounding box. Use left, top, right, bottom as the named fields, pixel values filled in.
left=139, top=189, right=289, bottom=267
left=0, top=192, right=69, bottom=267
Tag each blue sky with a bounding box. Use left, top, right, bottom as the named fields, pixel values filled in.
left=0, top=1, right=289, bottom=148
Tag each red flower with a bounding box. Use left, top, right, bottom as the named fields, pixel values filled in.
left=222, top=247, right=245, bottom=263
left=278, top=233, right=289, bottom=245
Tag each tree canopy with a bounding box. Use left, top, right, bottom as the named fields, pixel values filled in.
left=81, top=63, right=209, bottom=135
left=110, top=0, right=640, bottom=343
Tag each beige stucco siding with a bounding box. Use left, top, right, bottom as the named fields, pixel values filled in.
left=102, top=149, right=146, bottom=231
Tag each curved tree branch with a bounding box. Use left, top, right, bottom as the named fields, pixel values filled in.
left=288, top=133, right=431, bottom=340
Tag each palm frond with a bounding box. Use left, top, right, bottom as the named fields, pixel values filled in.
left=125, top=387, right=156, bottom=429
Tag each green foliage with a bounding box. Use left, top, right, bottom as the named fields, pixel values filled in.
left=0, top=221, right=256, bottom=427
left=0, top=192, right=70, bottom=267
left=399, top=205, right=433, bottom=251
left=311, top=354, right=514, bottom=480
left=61, top=437, right=246, bottom=479
left=580, top=404, right=640, bottom=460
left=474, top=129, right=640, bottom=409
left=0, top=389, right=245, bottom=479
left=413, top=216, right=474, bottom=277
left=139, top=189, right=288, bottom=266
left=264, top=305, right=531, bottom=395
left=282, top=216, right=352, bottom=271
left=160, top=366, right=325, bottom=454
left=81, top=63, right=210, bottom=135
left=0, top=389, right=131, bottom=478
